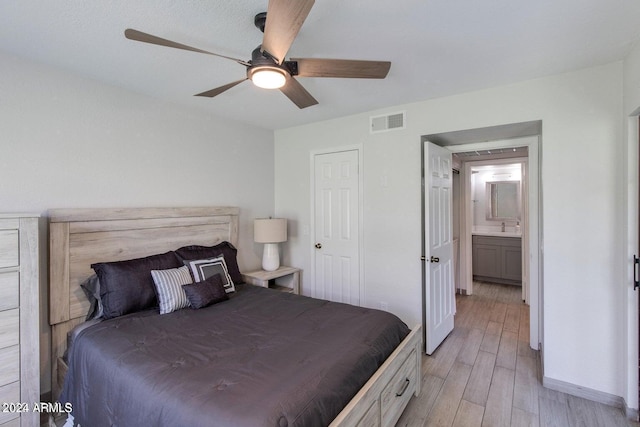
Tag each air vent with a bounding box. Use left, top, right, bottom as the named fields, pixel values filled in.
left=370, top=111, right=406, bottom=134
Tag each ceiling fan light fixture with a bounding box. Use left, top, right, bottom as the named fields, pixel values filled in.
left=249, top=66, right=287, bottom=89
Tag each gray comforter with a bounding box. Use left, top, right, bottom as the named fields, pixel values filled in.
left=61, top=284, right=409, bottom=427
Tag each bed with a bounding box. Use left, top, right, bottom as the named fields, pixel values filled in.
left=48, top=207, right=421, bottom=426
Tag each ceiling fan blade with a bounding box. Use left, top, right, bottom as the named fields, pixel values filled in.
left=125, top=29, right=250, bottom=66
left=279, top=76, right=318, bottom=109
left=194, top=78, right=248, bottom=98
left=293, top=58, right=391, bottom=79
left=261, top=0, right=315, bottom=64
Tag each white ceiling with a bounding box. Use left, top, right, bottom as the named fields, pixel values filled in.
left=1, top=0, right=639, bottom=130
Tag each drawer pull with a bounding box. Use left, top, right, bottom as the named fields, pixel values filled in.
left=396, top=378, right=410, bottom=397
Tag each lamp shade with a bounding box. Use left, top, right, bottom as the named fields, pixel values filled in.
left=254, top=218, right=287, bottom=243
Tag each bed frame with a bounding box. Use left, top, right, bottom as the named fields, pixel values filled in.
left=48, top=207, right=421, bottom=426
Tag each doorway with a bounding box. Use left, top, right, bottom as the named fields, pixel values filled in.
left=422, top=121, right=542, bottom=352
left=463, top=157, right=528, bottom=301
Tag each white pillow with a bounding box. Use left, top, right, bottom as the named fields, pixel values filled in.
left=150, top=265, right=192, bottom=314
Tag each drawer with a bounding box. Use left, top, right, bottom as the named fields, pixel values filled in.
left=356, top=398, right=381, bottom=427
left=0, top=271, right=19, bottom=312
left=0, top=309, right=19, bottom=350
left=0, top=381, right=20, bottom=424
left=0, top=231, right=19, bottom=269
left=0, top=345, right=19, bottom=386
left=381, top=349, right=417, bottom=427
left=472, top=235, right=521, bottom=247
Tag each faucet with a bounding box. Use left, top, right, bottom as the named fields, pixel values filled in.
left=501, top=222, right=505, bottom=232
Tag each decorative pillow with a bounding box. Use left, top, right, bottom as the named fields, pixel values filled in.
left=185, top=255, right=235, bottom=293
left=175, top=241, right=243, bottom=285
left=80, top=274, right=103, bottom=321
left=91, top=251, right=181, bottom=319
left=182, top=274, right=228, bottom=309
left=150, top=266, right=193, bottom=314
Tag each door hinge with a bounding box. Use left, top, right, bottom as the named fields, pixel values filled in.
left=634, top=255, right=639, bottom=291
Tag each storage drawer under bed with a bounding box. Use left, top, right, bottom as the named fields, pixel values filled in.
left=380, top=348, right=418, bottom=426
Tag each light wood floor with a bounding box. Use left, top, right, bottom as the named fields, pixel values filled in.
left=396, top=281, right=639, bottom=427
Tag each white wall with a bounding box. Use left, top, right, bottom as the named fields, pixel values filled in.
left=0, top=52, right=275, bottom=394
left=275, top=62, right=628, bottom=405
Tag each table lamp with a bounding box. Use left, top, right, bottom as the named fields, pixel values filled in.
left=254, top=218, right=287, bottom=271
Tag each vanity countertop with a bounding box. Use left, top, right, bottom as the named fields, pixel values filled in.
left=472, top=230, right=521, bottom=238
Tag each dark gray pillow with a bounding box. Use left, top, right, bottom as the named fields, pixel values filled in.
left=184, top=255, right=235, bottom=293
left=175, top=241, right=243, bottom=285
left=182, top=274, right=228, bottom=309
left=80, top=274, right=103, bottom=321
left=91, top=251, right=181, bottom=319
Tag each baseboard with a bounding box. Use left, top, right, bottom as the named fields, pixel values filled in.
left=542, top=376, right=624, bottom=409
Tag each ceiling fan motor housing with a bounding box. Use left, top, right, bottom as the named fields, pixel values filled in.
left=251, top=45, right=275, bottom=67
left=248, top=46, right=298, bottom=76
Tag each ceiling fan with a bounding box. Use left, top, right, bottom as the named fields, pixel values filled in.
left=124, top=0, right=390, bottom=109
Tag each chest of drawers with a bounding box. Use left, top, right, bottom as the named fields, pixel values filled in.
left=0, top=215, right=39, bottom=427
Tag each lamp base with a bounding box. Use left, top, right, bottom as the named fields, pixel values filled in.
left=262, top=243, right=280, bottom=271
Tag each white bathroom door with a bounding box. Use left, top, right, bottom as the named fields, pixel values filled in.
left=424, top=142, right=456, bottom=354
left=313, top=150, right=360, bottom=305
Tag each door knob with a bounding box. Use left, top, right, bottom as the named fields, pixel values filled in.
left=315, top=243, right=322, bottom=249
left=430, top=256, right=439, bottom=263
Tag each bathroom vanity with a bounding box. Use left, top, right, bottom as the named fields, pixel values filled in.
left=472, top=233, right=522, bottom=285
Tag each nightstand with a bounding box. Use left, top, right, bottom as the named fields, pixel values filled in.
left=241, top=266, right=300, bottom=294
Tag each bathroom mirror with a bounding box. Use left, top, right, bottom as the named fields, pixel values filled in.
left=486, top=181, right=520, bottom=221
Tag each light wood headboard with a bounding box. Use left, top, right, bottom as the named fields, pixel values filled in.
left=48, top=207, right=239, bottom=400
